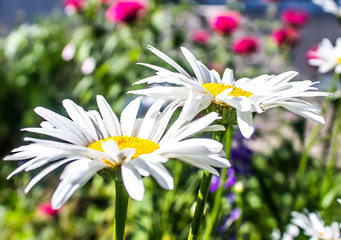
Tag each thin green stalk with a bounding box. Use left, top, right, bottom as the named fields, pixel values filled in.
left=296, top=73, right=339, bottom=181
left=113, top=180, right=129, bottom=240
left=203, top=127, right=232, bottom=240
left=320, top=98, right=341, bottom=198
left=187, top=171, right=213, bottom=240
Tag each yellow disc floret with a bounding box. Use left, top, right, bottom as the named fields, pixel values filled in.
left=88, top=136, right=160, bottom=166
left=338, top=57, right=341, bottom=64
left=202, top=83, right=253, bottom=98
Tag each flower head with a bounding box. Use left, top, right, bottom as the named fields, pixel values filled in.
left=106, top=0, right=145, bottom=23
left=4, top=96, right=229, bottom=209
left=291, top=210, right=341, bottom=239
left=64, top=0, right=83, bottom=15
left=271, top=26, right=300, bottom=47
left=308, top=38, right=341, bottom=73
left=129, top=46, right=328, bottom=139
left=64, top=0, right=83, bottom=9
left=81, top=57, right=96, bottom=75
left=232, top=36, right=259, bottom=55
left=282, top=9, right=308, bottom=28
left=61, top=44, right=76, bottom=61
left=191, top=30, right=210, bottom=45
left=210, top=11, right=240, bottom=35
left=312, top=0, right=341, bottom=17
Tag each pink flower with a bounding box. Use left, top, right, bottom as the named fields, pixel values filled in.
left=64, top=0, right=83, bottom=10
left=232, top=37, right=259, bottom=55
left=210, top=11, right=240, bottom=35
left=306, top=46, right=319, bottom=61
left=106, top=0, right=145, bottom=23
left=191, top=30, right=210, bottom=45
left=282, top=10, right=308, bottom=28
left=271, top=26, right=300, bottom=47
left=38, top=203, right=59, bottom=217
left=306, top=46, right=319, bottom=69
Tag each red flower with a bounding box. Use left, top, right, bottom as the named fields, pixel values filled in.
left=210, top=11, right=240, bottom=35
left=106, top=0, right=145, bottom=23
left=271, top=26, right=300, bottom=47
left=64, top=0, right=83, bottom=10
left=191, top=30, right=210, bottom=45
left=282, top=10, right=308, bottom=28
left=232, top=37, right=259, bottom=55
left=38, top=203, right=60, bottom=217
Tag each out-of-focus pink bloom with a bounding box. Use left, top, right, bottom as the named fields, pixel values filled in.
left=210, top=11, right=240, bottom=35
left=282, top=10, right=308, bottom=28
left=191, top=30, right=210, bottom=45
left=306, top=46, right=319, bottom=61
left=61, top=44, right=76, bottom=61
left=271, top=26, right=300, bottom=47
left=232, top=37, right=259, bottom=55
left=106, top=0, right=145, bottom=23
left=64, top=0, right=83, bottom=10
left=38, top=202, right=59, bottom=217
left=81, top=57, right=96, bottom=75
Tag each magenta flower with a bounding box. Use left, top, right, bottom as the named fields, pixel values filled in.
left=210, top=11, right=240, bottom=35
left=282, top=10, right=308, bottom=28
left=106, top=0, right=145, bottom=23
left=38, top=202, right=60, bottom=217
left=64, top=0, right=83, bottom=10
left=232, top=37, right=259, bottom=55
left=271, top=26, right=300, bottom=47
left=191, top=30, right=210, bottom=45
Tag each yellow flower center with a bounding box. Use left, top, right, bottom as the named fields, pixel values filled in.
left=88, top=136, right=160, bottom=166
left=202, top=83, right=253, bottom=98
left=338, top=57, right=341, bottom=64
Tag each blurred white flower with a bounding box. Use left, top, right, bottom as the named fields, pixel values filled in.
left=308, top=38, right=341, bottom=74
left=81, top=57, right=96, bottom=75
left=61, top=44, right=76, bottom=61
left=272, top=224, right=299, bottom=240
left=4, top=96, right=229, bottom=209
left=130, top=46, right=328, bottom=139
left=291, top=210, right=341, bottom=240
left=312, top=0, right=341, bottom=17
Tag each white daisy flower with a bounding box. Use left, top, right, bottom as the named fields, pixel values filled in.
left=129, top=46, right=328, bottom=138
left=312, top=0, right=341, bottom=17
left=291, top=210, right=341, bottom=240
left=308, top=38, right=341, bottom=74
left=272, top=224, right=299, bottom=240
left=4, top=96, right=229, bottom=209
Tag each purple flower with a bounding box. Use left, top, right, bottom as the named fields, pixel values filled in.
left=218, top=208, right=242, bottom=233
left=209, top=175, right=221, bottom=192
left=224, top=168, right=236, bottom=189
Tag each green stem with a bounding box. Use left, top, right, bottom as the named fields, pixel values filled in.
left=187, top=131, right=225, bottom=240
left=320, top=98, right=341, bottom=199
left=113, top=180, right=129, bottom=240
left=296, top=73, right=339, bottom=181
left=203, top=127, right=232, bottom=240
left=187, top=171, right=213, bottom=240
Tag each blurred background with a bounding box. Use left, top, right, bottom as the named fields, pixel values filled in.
left=1, top=0, right=341, bottom=239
